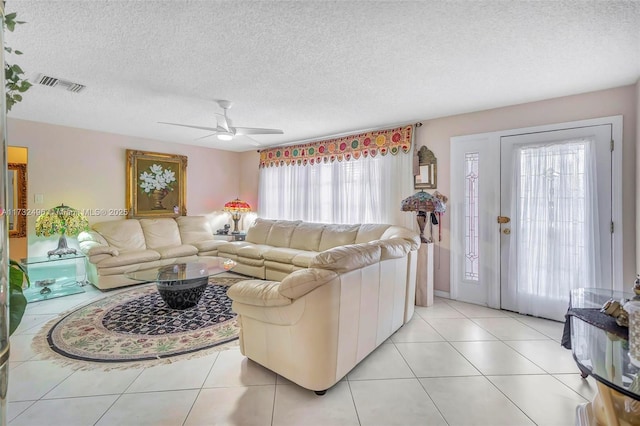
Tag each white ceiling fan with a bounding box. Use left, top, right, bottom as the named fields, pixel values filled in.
left=159, top=100, right=283, bottom=145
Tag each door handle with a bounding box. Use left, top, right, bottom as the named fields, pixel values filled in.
left=497, top=216, right=511, bottom=224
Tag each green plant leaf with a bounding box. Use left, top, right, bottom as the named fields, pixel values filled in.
left=9, top=288, right=27, bottom=335
left=14, top=50, right=22, bottom=55
left=5, top=13, right=17, bottom=21
left=10, top=64, right=24, bottom=74
left=9, top=259, right=30, bottom=335
left=5, top=21, right=15, bottom=32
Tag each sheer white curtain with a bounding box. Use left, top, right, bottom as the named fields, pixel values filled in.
left=509, top=138, right=600, bottom=321
left=259, top=152, right=414, bottom=227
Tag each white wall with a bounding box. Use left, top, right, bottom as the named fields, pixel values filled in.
left=8, top=118, right=242, bottom=256
left=415, top=85, right=637, bottom=294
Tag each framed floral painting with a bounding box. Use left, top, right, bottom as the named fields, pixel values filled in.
left=126, top=150, right=187, bottom=218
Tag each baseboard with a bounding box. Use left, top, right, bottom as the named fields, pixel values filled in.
left=434, top=290, right=450, bottom=299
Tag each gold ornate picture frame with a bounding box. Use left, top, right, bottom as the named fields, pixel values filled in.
left=126, top=150, right=187, bottom=218
left=8, top=163, right=27, bottom=238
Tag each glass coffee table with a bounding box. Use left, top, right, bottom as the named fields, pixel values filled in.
left=125, top=257, right=236, bottom=310
left=567, top=288, right=640, bottom=426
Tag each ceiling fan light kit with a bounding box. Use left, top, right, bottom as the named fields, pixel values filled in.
left=159, top=100, right=283, bottom=145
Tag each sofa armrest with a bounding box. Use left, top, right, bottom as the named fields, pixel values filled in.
left=228, top=280, right=292, bottom=307
left=380, top=226, right=420, bottom=250
left=375, top=238, right=412, bottom=260
left=87, top=245, right=119, bottom=257
left=278, top=268, right=339, bottom=299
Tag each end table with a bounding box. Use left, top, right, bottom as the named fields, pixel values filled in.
left=20, top=254, right=88, bottom=302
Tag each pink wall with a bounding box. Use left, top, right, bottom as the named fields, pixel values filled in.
left=415, top=85, right=638, bottom=294
left=239, top=150, right=260, bottom=210
left=8, top=118, right=242, bottom=256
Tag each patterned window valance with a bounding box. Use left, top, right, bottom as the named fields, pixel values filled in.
left=259, top=125, right=413, bottom=168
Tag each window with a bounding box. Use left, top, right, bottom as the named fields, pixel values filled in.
left=259, top=152, right=412, bottom=225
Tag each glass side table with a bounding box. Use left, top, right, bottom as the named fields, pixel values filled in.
left=20, top=254, right=88, bottom=302
left=568, top=288, right=640, bottom=426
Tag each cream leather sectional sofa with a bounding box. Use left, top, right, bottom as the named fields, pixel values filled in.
left=216, top=219, right=419, bottom=281
left=223, top=219, right=420, bottom=393
left=78, top=216, right=228, bottom=289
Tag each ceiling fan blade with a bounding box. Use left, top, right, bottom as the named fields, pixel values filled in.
left=158, top=122, right=221, bottom=132
left=194, top=133, right=217, bottom=141
left=215, top=113, right=231, bottom=132
left=233, top=127, right=284, bottom=135
left=244, top=136, right=263, bottom=147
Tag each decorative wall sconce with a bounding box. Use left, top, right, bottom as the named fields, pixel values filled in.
left=414, top=145, right=437, bottom=189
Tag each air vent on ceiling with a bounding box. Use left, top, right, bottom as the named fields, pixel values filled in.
left=36, top=74, right=86, bottom=93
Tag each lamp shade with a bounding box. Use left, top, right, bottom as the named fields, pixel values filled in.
left=400, top=191, right=446, bottom=213
left=223, top=198, right=251, bottom=213
left=35, top=204, right=89, bottom=237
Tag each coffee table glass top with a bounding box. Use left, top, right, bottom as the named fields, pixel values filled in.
left=125, top=257, right=236, bottom=282
left=569, top=288, right=640, bottom=401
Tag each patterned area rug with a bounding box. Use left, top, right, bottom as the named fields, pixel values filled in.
left=33, top=275, right=246, bottom=369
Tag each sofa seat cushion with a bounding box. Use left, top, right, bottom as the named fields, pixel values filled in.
left=263, top=247, right=306, bottom=263
left=97, top=260, right=164, bottom=276
left=218, top=241, right=252, bottom=255
left=291, top=252, right=319, bottom=268
left=264, top=260, right=297, bottom=273
left=237, top=244, right=273, bottom=260
left=310, top=243, right=381, bottom=273
left=227, top=280, right=292, bottom=307
left=95, top=249, right=161, bottom=268
left=236, top=256, right=266, bottom=267
left=155, top=244, right=198, bottom=259
left=191, top=240, right=227, bottom=252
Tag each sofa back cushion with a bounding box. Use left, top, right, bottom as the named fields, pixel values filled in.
left=246, top=218, right=275, bottom=244
left=93, top=219, right=146, bottom=252
left=265, top=220, right=301, bottom=247
left=176, top=216, right=213, bottom=244
left=355, top=224, right=390, bottom=244
left=289, top=222, right=325, bottom=251
left=310, top=243, right=381, bottom=273
left=139, top=218, right=182, bottom=249
left=318, top=224, right=359, bottom=251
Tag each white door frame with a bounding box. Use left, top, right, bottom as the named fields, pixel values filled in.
left=450, top=115, right=623, bottom=308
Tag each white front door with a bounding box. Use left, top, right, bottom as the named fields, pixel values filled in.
left=500, top=125, right=613, bottom=321
left=450, top=117, right=621, bottom=318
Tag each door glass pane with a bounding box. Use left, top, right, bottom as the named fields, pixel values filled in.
left=513, top=138, right=600, bottom=320
left=464, top=152, right=479, bottom=281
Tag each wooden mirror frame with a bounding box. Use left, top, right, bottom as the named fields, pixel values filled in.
left=8, top=163, right=27, bottom=238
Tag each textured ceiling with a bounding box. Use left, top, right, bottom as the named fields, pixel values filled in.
left=5, top=1, right=640, bottom=152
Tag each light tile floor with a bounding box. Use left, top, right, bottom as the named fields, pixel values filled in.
left=7, top=287, right=596, bottom=426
